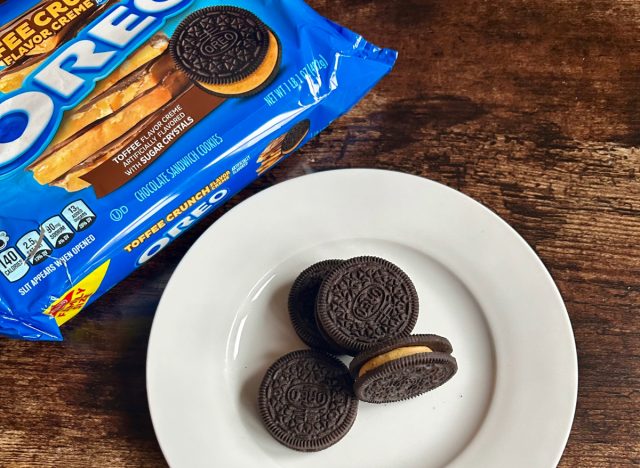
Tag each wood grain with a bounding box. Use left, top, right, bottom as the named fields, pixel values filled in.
left=1, top=0, right=639, bottom=466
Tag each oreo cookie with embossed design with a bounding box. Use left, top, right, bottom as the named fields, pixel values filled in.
left=258, top=350, right=358, bottom=452
left=281, top=119, right=311, bottom=155
left=316, top=256, right=419, bottom=355
left=288, top=259, right=345, bottom=352
left=350, top=334, right=457, bottom=403
left=170, top=6, right=281, bottom=97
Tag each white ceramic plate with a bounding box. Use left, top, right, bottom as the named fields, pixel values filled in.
left=147, top=169, right=577, bottom=468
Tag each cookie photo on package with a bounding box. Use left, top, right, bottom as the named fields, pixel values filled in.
left=0, top=0, right=397, bottom=340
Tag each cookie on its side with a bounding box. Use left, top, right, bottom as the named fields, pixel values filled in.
left=316, top=256, right=419, bottom=355
left=349, top=334, right=457, bottom=403
left=281, top=119, right=311, bottom=155
left=258, top=350, right=359, bottom=452
left=288, top=259, right=345, bottom=352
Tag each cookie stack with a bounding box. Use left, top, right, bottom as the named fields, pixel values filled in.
left=258, top=256, right=458, bottom=452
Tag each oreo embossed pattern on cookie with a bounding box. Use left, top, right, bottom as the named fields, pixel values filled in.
left=258, top=350, right=358, bottom=452
left=258, top=256, right=458, bottom=452
left=170, top=6, right=281, bottom=97
left=350, top=334, right=457, bottom=403
left=316, top=256, right=420, bottom=355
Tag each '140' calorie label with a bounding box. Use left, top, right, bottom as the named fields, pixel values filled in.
left=0, top=248, right=29, bottom=283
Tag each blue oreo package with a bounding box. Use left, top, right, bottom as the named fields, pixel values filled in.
left=0, top=0, right=397, bottom=340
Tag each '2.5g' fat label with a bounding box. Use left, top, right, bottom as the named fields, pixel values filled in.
left=17, top=230, right=52, bottom=265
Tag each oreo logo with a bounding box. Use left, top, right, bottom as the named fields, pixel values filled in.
left=286, top=383, right=329, bottom=410
left=201, top=30, right=239, bottom=57
left=352, top=284, right=387, bottom=321
left=0, top=0, right=193, bottom=175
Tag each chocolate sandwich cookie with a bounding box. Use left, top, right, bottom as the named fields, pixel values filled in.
left=281, top=119, right=311, bottom=155
left=288, top=260, right=344, bottom=352
left=316, top=256, right=419, bottom=355
left=170, top=6, right=281, bottom=97
left=349, top=334, right=457, bottom=403
left=258, top=350, right=358, bottom=452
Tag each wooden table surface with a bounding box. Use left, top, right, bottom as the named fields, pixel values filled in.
left=1, top=0, right=639, bottom=466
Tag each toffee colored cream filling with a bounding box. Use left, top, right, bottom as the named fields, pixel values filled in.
left=199, top=31, right=279, bottom=96
left=358, top=346, right=433, bottom=378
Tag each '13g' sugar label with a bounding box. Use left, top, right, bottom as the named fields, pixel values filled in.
left=62, top=200, right=96, bottom=232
